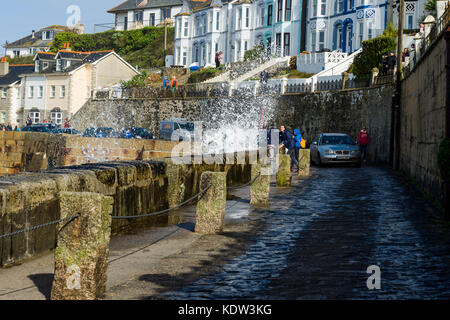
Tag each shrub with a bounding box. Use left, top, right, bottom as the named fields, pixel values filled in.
left=244, top=44, right=264, bottom=61
left=121, top=70, right=149, bottom=88
left=289, top=55, right=297, bottom=70
left=187, top=67, right=224, bottom=83
left=352, top=36, right=396, bottom=77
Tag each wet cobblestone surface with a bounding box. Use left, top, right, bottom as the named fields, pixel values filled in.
left=161, top=165, right=450, bottom=299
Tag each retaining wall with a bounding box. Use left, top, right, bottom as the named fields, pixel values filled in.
left=74, top=85, right=394, bottom=164
left=400, top=30, right=448, bottom=201
left=0, top=131, right=186, bottom=176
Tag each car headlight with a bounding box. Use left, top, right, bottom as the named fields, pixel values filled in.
left=324, top=149, right=335, bottom=155
left=351, top=150, right=360, bottom=155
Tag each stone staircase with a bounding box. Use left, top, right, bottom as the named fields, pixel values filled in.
left=232, top=56, right=290, bottom=83
left=203, top=56, right=290, bottom=84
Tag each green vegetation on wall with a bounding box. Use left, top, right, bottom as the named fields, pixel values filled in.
left=187, top=67, right=225, bottom=83
left=6, top=55, right=34, bottom=65
left=50, top=27, right=174, bottom=69
left=121, top=70, right=149, bottom=88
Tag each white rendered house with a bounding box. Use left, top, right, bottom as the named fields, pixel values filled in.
left=174, top=0, right=304, bottom=67
left=108, top=0, right=184, bottom=30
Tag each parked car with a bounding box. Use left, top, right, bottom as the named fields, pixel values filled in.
left=310, top=133, right=361, bottom=167
left=51, top=128, right=80, bottom=135
left=122, top=127, right=154, bottom=139
left=21, top=125, right=51, bottom=133
left=83, top=127, right=120, bottom=138
left=159, top=119, right=195, bottom=141
left=38, top=122, right=60, bottom=130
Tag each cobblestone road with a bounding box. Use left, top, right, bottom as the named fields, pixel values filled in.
left=161, top=165, right=450, bottom=299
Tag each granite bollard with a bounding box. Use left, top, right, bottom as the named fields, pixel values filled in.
left=250, top=164, right=271, bottom=205
left=276, top=154, right=291, bottom=187
left=51, top=192, right=114, bottom=300
left=297, top=149, right=311, bottom=177
left=195, top=171, right=226, bottom=234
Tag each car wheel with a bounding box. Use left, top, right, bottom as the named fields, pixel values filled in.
left=310, top=153, right=315, bottom=166
left=317, top=154, right=323, bottom=167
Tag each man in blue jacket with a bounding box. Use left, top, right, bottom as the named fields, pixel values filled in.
left=279, top=125, right=298, bottom=172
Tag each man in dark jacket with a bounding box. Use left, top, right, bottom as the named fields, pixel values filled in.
left=279, top=125, right=298, bottom=172
left=387, top=51, right=396, bottom=75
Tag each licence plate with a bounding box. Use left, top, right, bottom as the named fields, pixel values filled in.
left=339, top=156, right=350, bottom=160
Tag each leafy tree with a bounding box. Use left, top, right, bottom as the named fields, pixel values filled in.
left=425, top=0, right=437, bottom=17
left=352, top=36, right=396, bottom=77
left=382, top=23, right=398, bottom=38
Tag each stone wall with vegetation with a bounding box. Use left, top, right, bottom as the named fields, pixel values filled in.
left=400, top=33, right=447, bottom=201
left=0, top=155, right=251, bottom=266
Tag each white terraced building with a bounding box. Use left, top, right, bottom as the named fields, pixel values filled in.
left=173, top=0, right=429, bottom=68
left=174, top=0, right=304, bottom=67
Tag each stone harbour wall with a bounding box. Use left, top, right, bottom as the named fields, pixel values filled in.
left=0, top=155, right=251, bottom=267
left=0, top=131, right=187, bottom=176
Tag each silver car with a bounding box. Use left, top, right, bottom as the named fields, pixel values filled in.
left=310, top=133, right=361, bottom=167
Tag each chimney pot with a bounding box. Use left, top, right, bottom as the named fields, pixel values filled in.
left=0, top=57, right=9, bottom=76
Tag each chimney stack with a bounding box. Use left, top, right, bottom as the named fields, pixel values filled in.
left=32, top=30, right=35, bottom=39
left=63, top=42, right=71, bottom=51
left=0, top=57, right=9, bottom=76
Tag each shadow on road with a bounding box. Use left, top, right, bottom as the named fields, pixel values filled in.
left=28, top=273, right=53, bottom=300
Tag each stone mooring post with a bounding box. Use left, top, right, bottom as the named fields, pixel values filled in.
left=297, top=149, right=311, bottom=177
left=250, top=163, right=271, bottom=205
left=276, top=154, right=292, bottom=187
left=195, top=171, right=226, bottom=234
left=51, top=192, right=114, bottom=300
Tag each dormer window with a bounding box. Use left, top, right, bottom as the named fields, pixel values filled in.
left=56, top=59, right=62, bottom=71
left=42, top=30, right=54, bottom=40
left=35, top=60, right=40, bottom=72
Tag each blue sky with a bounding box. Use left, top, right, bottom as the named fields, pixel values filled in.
left=0, top=0, right=120, bottom=55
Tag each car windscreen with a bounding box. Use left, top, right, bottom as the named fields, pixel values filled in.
left=179, top=123, right=194, bottom=131
left=320, top=135, right=354, bottom=145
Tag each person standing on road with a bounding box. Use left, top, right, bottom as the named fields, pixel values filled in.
left=279, top=125, right=299, bottom=172
left=293, top=128, right=302, bottom=163
left=357, top=126, right=370, bottom=163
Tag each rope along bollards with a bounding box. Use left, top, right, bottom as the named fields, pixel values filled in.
left=227, top=172, right=261, bottom=190
left=0, top=214, right=80, bottom=239
left=110, top=184, right=212, bottom=220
